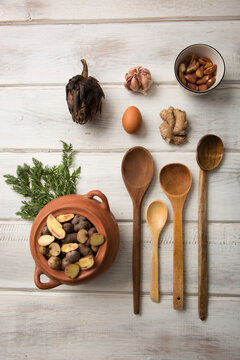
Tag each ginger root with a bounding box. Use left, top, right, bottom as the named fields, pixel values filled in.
left=159, top=106, right=188, bottom=145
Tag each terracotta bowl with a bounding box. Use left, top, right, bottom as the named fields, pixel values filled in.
left=30, top=190, right=120, bottom=289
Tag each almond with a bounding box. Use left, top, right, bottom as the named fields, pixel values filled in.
left=185, top=73, right=197, bottom=84
left=198, top=84, right=207, bottom=91
left=187, top=83, right=198, bottom=91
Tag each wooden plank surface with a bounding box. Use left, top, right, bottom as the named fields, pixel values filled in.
left=0, top=21, right=239, bottom=84
left=0, top=85, right=239, bottom=152
left=0, top=222, right=239, bottom=295
left=0, top=152, right=239, bottom=222
left=0, top=1, right=239, bottom=358
left=0, top=291, right=239, bottom=360
left=1, top=0, right=240, bottom=22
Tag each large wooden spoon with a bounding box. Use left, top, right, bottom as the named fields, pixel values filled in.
left=159, top=163, right=192, bottom=310
left=196, top=134, right=223, bottom=321
left=146, top=200, right=168, bottom=303
left=122, top=147, right=154, bottom=314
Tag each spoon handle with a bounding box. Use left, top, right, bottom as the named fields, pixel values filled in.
left=173, top=206, right=184, bottom=310
left=133, top=204, right=141, bottom=314
left=150, top=232, right=160, bottom=302
left=198, top=169, right=208, bottom=321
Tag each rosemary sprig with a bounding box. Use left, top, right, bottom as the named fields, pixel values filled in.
left=4, top=141, right=81, bottom=221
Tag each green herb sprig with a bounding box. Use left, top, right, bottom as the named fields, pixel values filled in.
left=4, top=141, right=81, bottom=221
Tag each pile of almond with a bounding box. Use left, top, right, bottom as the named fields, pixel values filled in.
left=178, top=54, right=217, bottom=92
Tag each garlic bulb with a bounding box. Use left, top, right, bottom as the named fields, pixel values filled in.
left=124, top=66, right=153, bottom=95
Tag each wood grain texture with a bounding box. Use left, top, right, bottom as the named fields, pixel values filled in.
left=198, top=169, right=208, bottom=320
left=0, top=152, right=239, bottom=222
left=0, top=22, right=239, bottom=84
left=0, top=0, right=240, bottom=22
left=0, top=221, right=239, bottom=295
left=0, top=291, right=239, bottom=360
left=0, top=85, right=239, bottom=151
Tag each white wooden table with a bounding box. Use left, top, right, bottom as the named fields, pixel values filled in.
left=0, top=1, right=240, bottom=359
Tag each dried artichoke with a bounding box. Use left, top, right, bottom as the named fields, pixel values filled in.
left=66, top=59, right=105, bottom=125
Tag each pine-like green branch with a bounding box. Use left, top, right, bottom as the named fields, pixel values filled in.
left=4, top=141, right=81, bottom=221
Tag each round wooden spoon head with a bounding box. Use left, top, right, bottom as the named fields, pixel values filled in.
left=146, top=200, right=168, bottom=234
left=122, top=146, right=154, bottom=203
left=196, top=134, right=223, bottom=171
left=159, top=163, right=192, bottom=199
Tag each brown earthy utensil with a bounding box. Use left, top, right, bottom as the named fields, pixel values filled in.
left=196, top=134, right=223, bottom=321
left=30, top=191, right=120, bottom=289
left=146, top=200, right=168, bottom=302
left=122, top=147, right=154, bottom=314
left=159, top=163, right=192, bottom=310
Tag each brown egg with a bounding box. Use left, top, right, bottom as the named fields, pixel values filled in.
left=122, top=106, right=142, bottom=134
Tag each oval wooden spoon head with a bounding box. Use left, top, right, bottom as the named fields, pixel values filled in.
left=196, top=134, right=224, bottom=171
left=122, top=146, right=154, bottom=204
left=159, top=163, right=192, bottom=200
left=146, top=200, right=168, bottom=234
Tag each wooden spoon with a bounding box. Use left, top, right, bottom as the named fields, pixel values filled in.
left=196, top=134, right=223, bottom=321
left=146, top=200, right=168, bottom=303
left=159, top=163, right=192, bottom=310
left=122, top=147, right=154, bottom=314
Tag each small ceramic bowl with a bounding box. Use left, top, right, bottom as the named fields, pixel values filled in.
left=174, top=44, right=225, bottom=95
left=30, top=191, right=120, bottom=289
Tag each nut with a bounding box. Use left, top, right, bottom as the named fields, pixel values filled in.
left=204, top=62, right=213, bottom=70
left=187, top=83, right=198, bottom=91
left=47, top=214, right=66, bottom=239
left=49, top=242, right=61, bottom=256
left=77, top=229, right=88, bottom=244
left=204, top=64, right=217, bottom=75
left=206, top=77, right=216, bottom=88
left=198, top=84, right=208, bottom=91
left=186, top=62, right=197, bottom=74
left=38, top=234, right=55, bottom=246
left=196, top=66, right=204, bottom=78
left=78, top=255, right=95, bottom=270
left=185, top=73, right=197, bottom=84
left=56, top=214, right=74, bottom=223
left=61, top=243, right=79, bottom=253
left=179, top=63, right=186, bottom=73
left=179, top=71, right=186, bottom=85
left=196, top=75, right=211, bottom=85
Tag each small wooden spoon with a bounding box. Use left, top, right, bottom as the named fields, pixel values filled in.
left=159, top=163, right=192, bottom=310
left=196, top=134, right=223, bottom=321
left=122, top=147, right=154, bottom=314
left=146, top=200, right=168, bottom=303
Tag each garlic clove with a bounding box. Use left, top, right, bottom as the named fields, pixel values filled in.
left=130, top=75, right=140, bottom=92
left=141, top=74, right=153, bottom=93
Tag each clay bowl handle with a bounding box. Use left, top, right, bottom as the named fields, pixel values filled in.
left=34, top=265, right=61, bottom=290
left=84, top=190, right=110, bottom=212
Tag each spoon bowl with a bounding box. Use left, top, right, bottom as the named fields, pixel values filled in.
left=122, top=146, right=154, bottom=314
left=196, top=134, right=224, bottom=321
left=146, top=200, right=168, bottom=302
left=159, top=163, right=192, bottom=310
left=197, top=134, right=223, bottom=171
left=160, top=163, right=192, bottom=197
left=146, top=200, right=168, bottom=231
